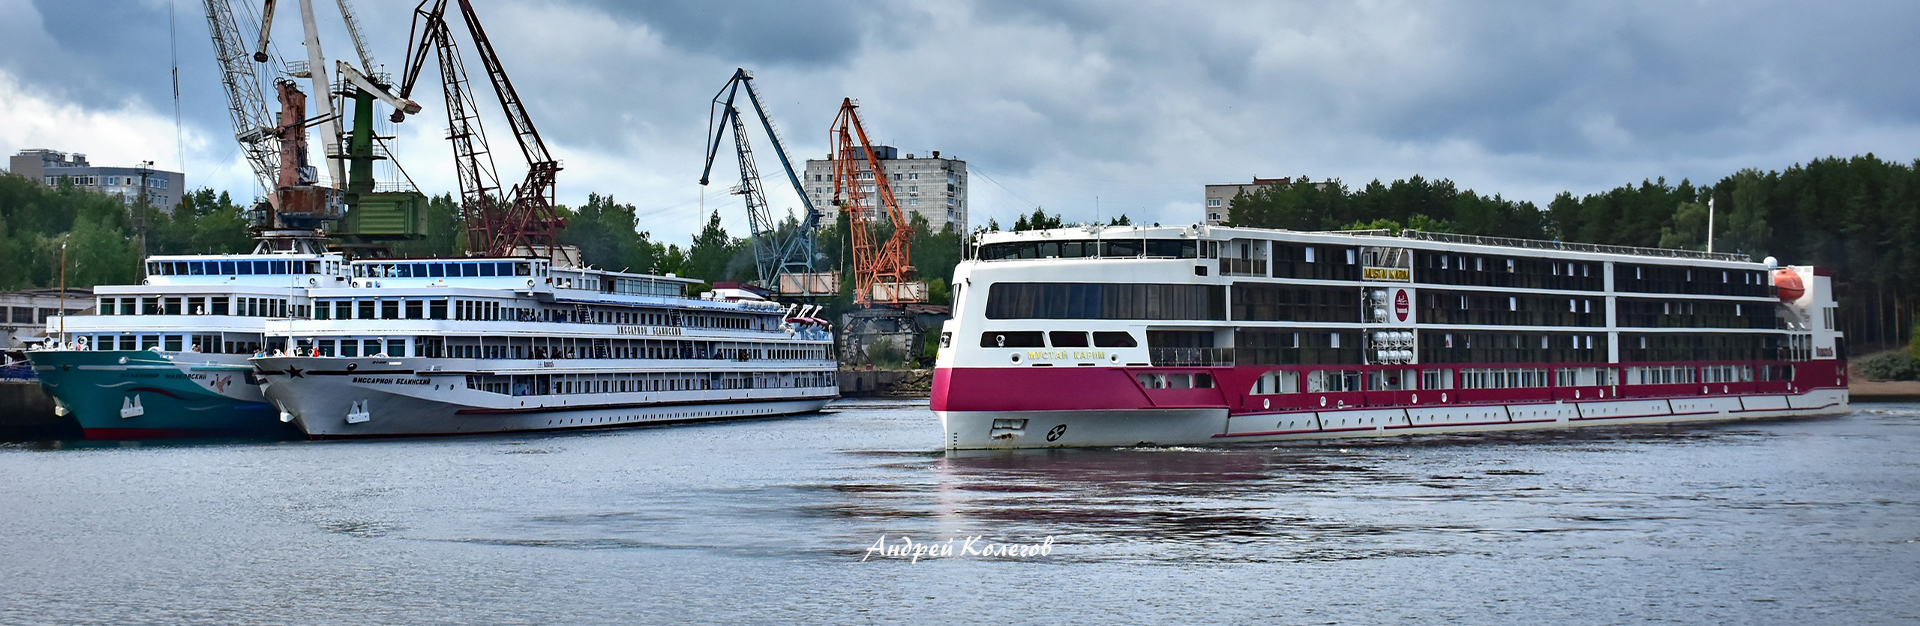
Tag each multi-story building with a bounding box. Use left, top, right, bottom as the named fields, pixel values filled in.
left=1204, top=177, right=1291, bottom=226
left=2, top=288, right=90, bottom=350
left=8, top=149, right=186, bottom=211
left=803, top=146, right=967, bottom=234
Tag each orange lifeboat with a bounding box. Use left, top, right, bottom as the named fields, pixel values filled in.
left=1773, top=268, right=1805, bottom=301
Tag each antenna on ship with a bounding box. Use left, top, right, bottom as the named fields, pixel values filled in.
left=1707, top=196, right=1715, bottom=253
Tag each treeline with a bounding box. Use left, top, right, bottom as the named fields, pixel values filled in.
left=1223, top=154, right=1920, bottom=351
left=0, top=174, right=251, bottom=290
left=0, top=173, right=966, bottom=325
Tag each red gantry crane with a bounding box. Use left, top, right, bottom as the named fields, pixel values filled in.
left=830, top=98, right=925, bottom=306
left=391, top=0, right=566, bottom=259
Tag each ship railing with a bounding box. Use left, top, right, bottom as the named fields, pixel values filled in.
left=1149, top=347, right=1234, bottom=367
left=1219, top=258, right=1267, bottom=276
left=1396, top=230, right=1750, bottom=262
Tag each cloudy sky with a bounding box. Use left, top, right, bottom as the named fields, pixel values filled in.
left=3, top=0, right=1917, bottom=244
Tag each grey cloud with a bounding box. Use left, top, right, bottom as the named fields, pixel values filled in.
left=6, top=0, right=1919, bottom=239
left=579, top=0, right=868, bottom=68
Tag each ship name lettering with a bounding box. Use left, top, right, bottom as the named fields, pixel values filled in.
left=352, top=377, right=430, bottom=385
left=616, top=326, right=684, bottom=337
left=1024, top=350, right=1104, bottom=360
left=1363, top=267, right=1411, bottom=281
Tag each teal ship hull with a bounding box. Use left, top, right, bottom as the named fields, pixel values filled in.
left=28, top=350, right=299, bottom=440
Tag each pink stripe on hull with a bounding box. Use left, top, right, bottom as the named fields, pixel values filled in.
left=936, top=365, right=1848, bottom=415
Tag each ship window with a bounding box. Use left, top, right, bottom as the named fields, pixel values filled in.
left=428, top=264, right=444, bottom=278
left=1144, top=239, right=1196, bottom=258
left=430, top=299, right=447, bottom=319
left=272, top=261, right=288, bottom=274
left=237, top=261, right=253, bottom=275
left=480, top=263, right=498, bottom=277
left=188, top=262, right=205, bottom=275
left=406, top=300, right=424, bottom=319
left=986, top=283, right=1226, bottom=320
left=1048, top=331, right=1090, bottom=348
left=357, top=299, right=375, bottom=319
left=1102, top=239, right=1143, bottom=257
left=1092, top=331, right=1138, bottom=348
left=980, top=331, right=1045, bottom=348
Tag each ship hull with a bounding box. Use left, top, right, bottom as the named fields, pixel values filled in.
left=932, top=364, right=1849, bottom=449
left=936, top=386, right=1848, bottom=449
left=254, top=356, right=837, bottom=438
left=26, top=350, right=298, bottom=440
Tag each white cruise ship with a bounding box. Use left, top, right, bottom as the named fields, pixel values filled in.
left=251, top=257, right=838, bottom=437
left=29, top=243, right=349, bottom=439
left=933, top=225, right=1848, bottom=449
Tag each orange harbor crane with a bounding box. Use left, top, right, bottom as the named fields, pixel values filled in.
left=830, top=98, right=924, bottom=306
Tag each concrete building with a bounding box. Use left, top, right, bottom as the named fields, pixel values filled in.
left=1203, top=177, right=1291, bottom=226
left=8, top=149, right=186, bottom=211
left=2, top=288, right=90, bottom=350
left=803, top=146, right=967, bottom=234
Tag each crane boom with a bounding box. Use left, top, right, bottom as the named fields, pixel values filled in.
left=392, top=0, right=564, bottom=258
left=699, top=68, right=823, bottom=293
left=830, top=98, right=921, bottom=306
left=333, top=0, right=377, bottom=73
left=202, top=0, right=278, bottom=202
left=394, top=0, right=564, bottom=258
left=292, top=0, right=346, bottom=187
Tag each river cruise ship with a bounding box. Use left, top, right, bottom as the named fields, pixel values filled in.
left=932, top=225, right=1848, bottom=449
left=28, top=244, right=349, bottom=439
left=251, top=257, right=838, bottom=437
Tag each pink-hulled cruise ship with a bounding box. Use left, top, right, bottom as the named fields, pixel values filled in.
left=931, top=225, right=1848, bottom=449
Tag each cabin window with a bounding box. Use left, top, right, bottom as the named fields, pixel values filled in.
left=985, top=283, right=1226, bottom=320
left=1092, top=331, right=1138, bottom=348
left=1048, top=331, right=1090, bottom=348
left=980, top=331, right=1046, bottom=348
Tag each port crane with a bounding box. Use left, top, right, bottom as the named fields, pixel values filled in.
left=392, top=0, right=567, bottom=259
left=830, top=98, right=924, bottom=306
left=205, top=0, right=426, bottom=250
left=698, top=68, right=834, bottom=296
left=829, top=99, right=930, bottom=364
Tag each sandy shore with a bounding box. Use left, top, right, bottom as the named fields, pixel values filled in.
left=1850, top=378, right=1920, bottom=400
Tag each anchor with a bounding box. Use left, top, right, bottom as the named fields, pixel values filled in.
left=119, top=395, right=145, bottom=419
left=346, top=400, right=371, bottom=424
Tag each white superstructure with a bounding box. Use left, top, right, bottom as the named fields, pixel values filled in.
left=253, top=257, right=838, bottom=437
left=932, top=225, right=1848, bottom=449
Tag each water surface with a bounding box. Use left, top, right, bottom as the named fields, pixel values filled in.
left=2, top=400, right=1916, bottom=624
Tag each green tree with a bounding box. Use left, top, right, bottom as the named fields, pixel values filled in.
left=558, top=193, right=657, bottom=273
left=1011, top=207, right=1063, bottom=231
left=1658, top=201, right=1709, bottom=250
left=686, top=210, right=748, bottom=285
